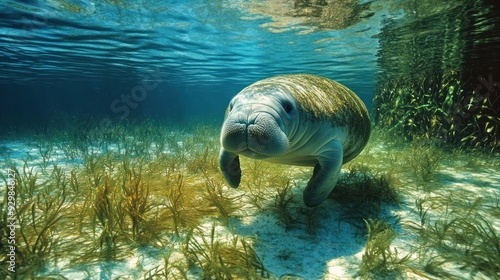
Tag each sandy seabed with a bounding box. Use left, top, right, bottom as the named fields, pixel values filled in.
left=1, top=127, right=499, bottom=280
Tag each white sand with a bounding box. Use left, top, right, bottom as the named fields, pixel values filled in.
left=1, top=138, right=499, bottom=279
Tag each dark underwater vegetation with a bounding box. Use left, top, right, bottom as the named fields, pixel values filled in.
left=1, top=0, right=500, bottom=279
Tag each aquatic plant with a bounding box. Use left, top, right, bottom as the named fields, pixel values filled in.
left=330, top=164, right=400, bottom=230
left=413, top=197, right=431, bottom=234
left=67, top=152, right=152, bottom=264
left=374, top=70, right=500, bottom=152
left=0, top=164, right=71, bottom=277
left=163, top=173, right=201, bottom=238
left=359, top=218, right=411, bottom=278
left=35, top=142, right=53, bottom=171
left=92, top=175, right=124, bottom=258
left=406, top=142, right=443, bottom=183
left=182, top=127, right=221, bottom=176
left=182, top=224, right=268, bottom=279
left=165, top=135, right=190, bottom=165
left=243, top=160, right=275, bottom=211
left=271, top=179, right=297, bottom=231
left=239, top=157, right=302, bottom=214
left=82, top=152, right=107, bottom=188
left=119, top=159, right=152, bottom=242
left=4, top=116, right=498, bottom=279
left=201, top=177, right=243, bottom=224
left=409, top=198, right=500, bottom=279
left=0, top=120, right=238, bottom=278
left=186, top=146, right=220, bottom=175
left=57, top=140, right=84, bottom=160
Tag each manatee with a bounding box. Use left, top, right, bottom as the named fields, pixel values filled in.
left=219, top=74, right=371, bottom=207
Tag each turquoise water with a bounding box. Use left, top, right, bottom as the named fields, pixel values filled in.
left=0, top=0, right=394, bottom=122
left=1, top=1, right=498, bottom=123
left=0, top=0, right=382, bottom=84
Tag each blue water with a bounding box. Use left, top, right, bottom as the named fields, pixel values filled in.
left=0, top=0, right=498, bottom=124
left=0, top=0, right=405, bottom=123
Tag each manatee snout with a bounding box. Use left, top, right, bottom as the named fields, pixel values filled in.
left=221, top=108, right=289, bottom=158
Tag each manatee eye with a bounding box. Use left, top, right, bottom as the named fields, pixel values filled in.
left=282, top=100, right=294, bottom=114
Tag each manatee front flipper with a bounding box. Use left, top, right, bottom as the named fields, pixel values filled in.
left=219, top=148, right=241, bottom=188
left=303, top=140, right=343, bottom=207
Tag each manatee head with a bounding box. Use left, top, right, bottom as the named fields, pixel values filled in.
left=220, top=85, right=298, bottom=160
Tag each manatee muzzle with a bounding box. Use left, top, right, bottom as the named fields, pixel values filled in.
left=221, top=109, right=288, bottom=158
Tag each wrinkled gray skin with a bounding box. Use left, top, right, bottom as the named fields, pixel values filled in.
left=219, top=75, right=369, bottom=207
